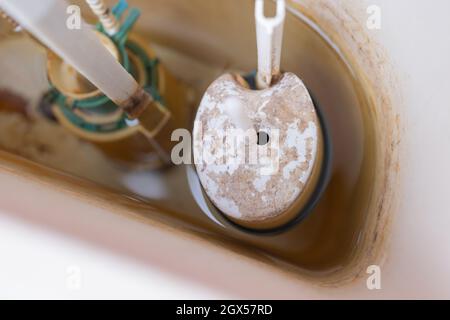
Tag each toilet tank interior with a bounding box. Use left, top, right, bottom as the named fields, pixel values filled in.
left=0, top=0, right=399, bottom=284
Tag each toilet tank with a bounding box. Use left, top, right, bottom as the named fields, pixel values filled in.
left=0, top=0, right=449, bottom=299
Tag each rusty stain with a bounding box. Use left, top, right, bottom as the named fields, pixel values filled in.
left=121, top=87, right=153, bottom=119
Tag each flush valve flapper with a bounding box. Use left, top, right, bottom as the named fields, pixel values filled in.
left=192, top=0, right=329, bottom=233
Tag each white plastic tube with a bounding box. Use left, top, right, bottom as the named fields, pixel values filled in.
left=255, top=0, right=286, bottom=87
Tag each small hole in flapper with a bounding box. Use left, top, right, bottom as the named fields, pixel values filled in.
left=257, top=131, right=270, bottom=145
